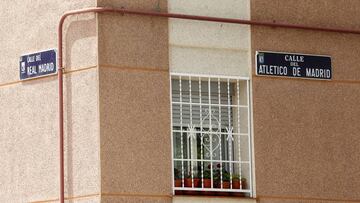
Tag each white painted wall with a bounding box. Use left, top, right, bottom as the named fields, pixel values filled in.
left=169, top=0, right=251, bottom=77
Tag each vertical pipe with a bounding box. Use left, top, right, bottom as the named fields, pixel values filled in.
left=58, top=15, right=65, bottom=203
left=58, top=69, right=64, bottom=203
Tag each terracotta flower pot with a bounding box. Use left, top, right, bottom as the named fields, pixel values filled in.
left=184, top=178, right=200, bottom=187
left=222, top=181, right=230, bottom=189
left=232, top=179, right=247, bottom=189
left=174, top=179, right=182, bottom=187
left=241, top=179, right=247, bottom=189
left=232, top=179, right=240, bottom=189
left=203, top=179, right=211, bottom=188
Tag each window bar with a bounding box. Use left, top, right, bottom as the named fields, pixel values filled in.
left=173, top=158, right=250, bottom=164
left=179, top=77, right=184, bottom=188
left=186, top=113, right=190, bottom=180
left=186, top=143, right=190, bottom=181
left=237, top=80, right=242, bottom=189
left=199, top=78, right=204, bottom=188
left=172, top=101, right=247, bottom=108
left=208, top=78, right=213, bottom=189
left=246, top=80, right=253, bottom=195
left=230, top=81, right=237, bottom=189
left=227, top=79, right=233, bottom=189
left=218, top=78, right=223, bottom=189
left=172, top=129, right=247, bottom=136
left=188, top=77, right=194, bottom=188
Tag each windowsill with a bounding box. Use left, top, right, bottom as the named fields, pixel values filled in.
left=173, top=195, right=256, bottom=203
left=175, top=190, right=249, bottom=197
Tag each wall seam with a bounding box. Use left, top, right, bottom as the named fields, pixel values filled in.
left=29, top=193, right=100, bottom=203
left=257, top=195, right=360, bottom=203
left=99, top=64, right=169, bottom=73
left=170, top=43, right=250, bottom=52
left=253, top=75, right=360, bottom=85
left=0, top=66, right=97, bottom=89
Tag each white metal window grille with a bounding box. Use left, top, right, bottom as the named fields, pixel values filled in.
left=171, top=73, right=252, bottom=196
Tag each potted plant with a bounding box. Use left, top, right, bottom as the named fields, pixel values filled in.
left=202, top=170, right=212, bottom=188
left=212, top=163, right=220, bottom=188
left=232, top=174, right=240, bottom=189
left=240, top=177, right=247, bottom=189
left=184, top=173, right=200, bottom=188
left=232, top=175, right=247, bottom=189
left=213, top=169, right=231, bottom=188
left=174, top=168, right=182, bottom=187
left=222, top=171, right=231, bottom=189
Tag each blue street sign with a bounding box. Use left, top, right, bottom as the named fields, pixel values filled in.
left=20, top=49, right=57, bottom=80
left=256, top=51, right=332, bottom=80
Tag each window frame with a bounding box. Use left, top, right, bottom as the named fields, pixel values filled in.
left=170, top=73, right=253, bottom=196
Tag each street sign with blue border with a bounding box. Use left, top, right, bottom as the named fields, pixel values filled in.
left=256, top=51, right=332, bottom=80
left=19, top=49, right=57, bottom=80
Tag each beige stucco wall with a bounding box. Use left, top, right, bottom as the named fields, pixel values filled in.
left=97, top=1, right=172, bottom=202
left=0, top=1, right=98, bottom=84
left=97, top=0, right=168, bottom=70
left=4, top=1, right=360, bottom=203
left=1, top=0, right=253, bottom=202
left=98, top=68, right=172, bottom=203
left=169, top=0, right=251, bottom=77
left=0, top=1, right=100, bottom=202
left=251, top=0, right=360, bottom=202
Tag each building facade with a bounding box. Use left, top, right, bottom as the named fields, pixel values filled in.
left=0, top=0, right=359, bottom=202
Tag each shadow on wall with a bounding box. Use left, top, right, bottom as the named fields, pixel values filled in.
left=64, top=14, right=96, bottom=202
left=64, top=13, right=97, bottom=70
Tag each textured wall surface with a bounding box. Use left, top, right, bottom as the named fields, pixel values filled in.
left=0, top=0, right=97, bottom=84
left=168, top=0, right=251, bottom=77
left=252, top=0, right=360, bottom=30
left=5, top=0, right=359, bottom=202
left=99, top=69, right=172, bottom=202
left=97, top=1, right=172, bottom=202
left=251, top=0, right=360, bottom=202
left=0, top=0, right=100, bottom=202
left=101, top=196, right=172, bottom=203
left=97, top=0, right=168, bottom=70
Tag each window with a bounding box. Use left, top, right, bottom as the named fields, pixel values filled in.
left=171, top=73, right=252, bottom=196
